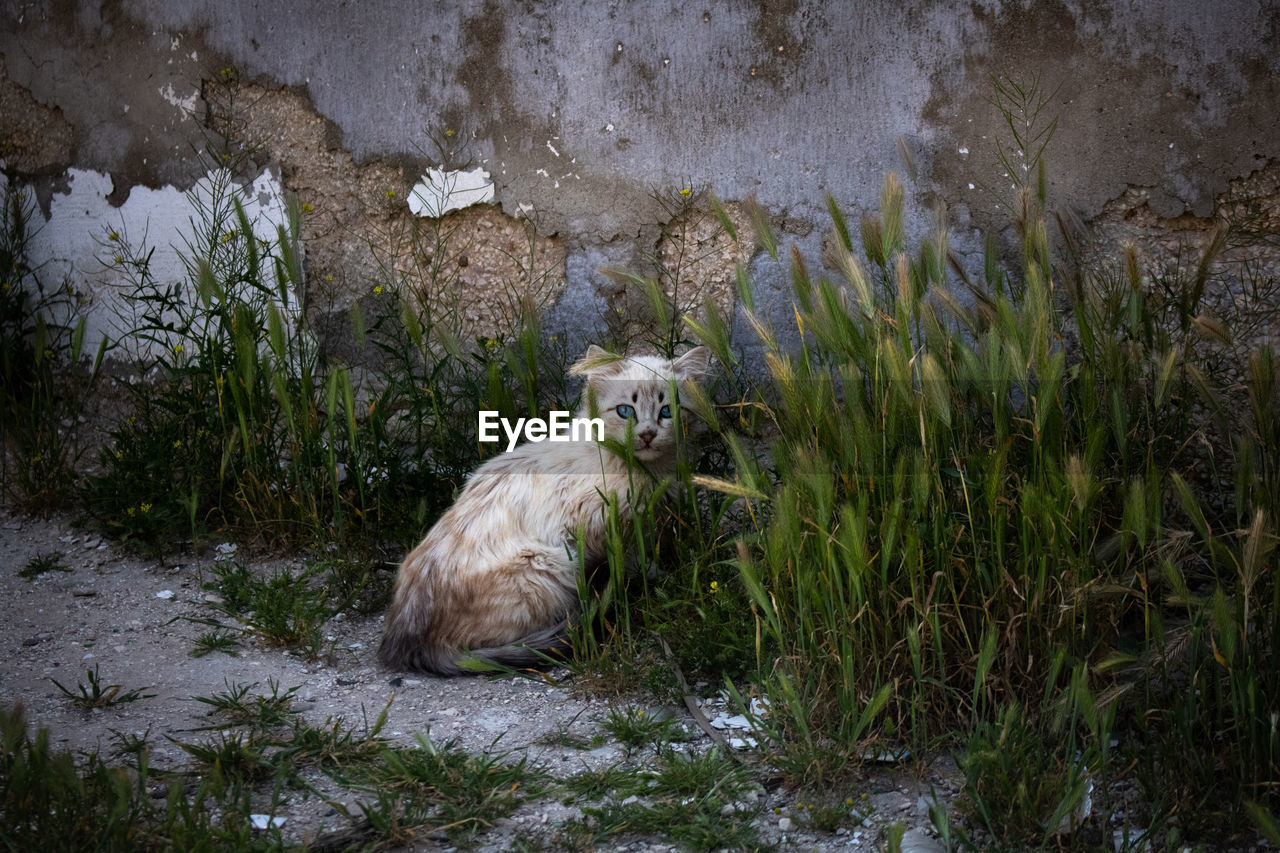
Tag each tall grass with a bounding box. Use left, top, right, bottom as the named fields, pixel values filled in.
left=0, top=185, right=107, bottom=512
left=678, top=174, right=1278, bottom=838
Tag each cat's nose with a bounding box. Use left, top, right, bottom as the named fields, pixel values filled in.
left=638, top=428, right=657, bottom=446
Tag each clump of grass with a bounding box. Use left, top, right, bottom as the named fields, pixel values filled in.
left=279, top=702, right=390, bottom=771
left=191, top=679, right=299, bottom=732
left=572, top=795, right=764, bottom=852
left=601, top=705, right=690, bottom=754
left=169, top=729, right=278, bottom=788
left=957, top=701, right=1096, bottom=847
left=51, top=664, right=155, bottom=709
left=0, top=704, right=165, bottom=849
left=535, top=725, right=605, bottom=751
left=201, top=561, right=338, bottom=656
left=189, top=626, right=241, bottom=658
left=646, top=746, right=750, bottom=798
left=560, top=763, right=645, bottom=802
left=0, top=186, right=107, bottom=514
left=346, top=731, right=543, bottom=846
left=17, top=551, right=70, bottom=579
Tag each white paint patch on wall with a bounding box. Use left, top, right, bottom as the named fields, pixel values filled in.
left=18, top=167, right=290, bottom=358
left=408, top=167, right=494, bottom=218
left=158, top=82, right=200, bottom=115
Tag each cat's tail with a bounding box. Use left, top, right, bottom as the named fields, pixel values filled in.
left=377, top=620, right=571, bottom=677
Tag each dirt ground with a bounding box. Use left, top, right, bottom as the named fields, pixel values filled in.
left=0, top=504, right=960, bottom=851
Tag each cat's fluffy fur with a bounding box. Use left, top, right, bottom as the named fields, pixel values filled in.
left=377, top=345, right=711, bottom=675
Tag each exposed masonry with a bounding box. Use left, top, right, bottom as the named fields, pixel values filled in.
left=0, top=56, right=74, bottom=179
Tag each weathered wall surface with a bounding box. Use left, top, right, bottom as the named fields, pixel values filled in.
left=2, top=0, right=1278, bottom=353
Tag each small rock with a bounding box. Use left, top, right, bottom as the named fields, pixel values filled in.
left=155, top=589, right=175, bottom=599
left=899, top=828, right=946, bottom=853
left=72, top=587, right=97, bottom=597
left=249, top=814, right=286, bottom=830
left=778, top=816, right=793, bottom=832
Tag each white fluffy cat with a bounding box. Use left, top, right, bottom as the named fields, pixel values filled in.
left=377, top=344, right=711, bottom=675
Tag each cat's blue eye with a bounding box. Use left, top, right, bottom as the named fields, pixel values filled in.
left=616, top=404, right=636, bottom=419
left=659, top=404, right=672, bottom=420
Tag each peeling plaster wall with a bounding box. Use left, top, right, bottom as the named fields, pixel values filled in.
left=13, top=166, right=291, bottom=358
left=1, top=0, right=1278, bottom=356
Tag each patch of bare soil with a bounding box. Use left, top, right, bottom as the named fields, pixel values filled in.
left=0, top=505, right=959, bottom=851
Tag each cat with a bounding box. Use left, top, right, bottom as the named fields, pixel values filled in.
left=377, top=344, right=711, bottom=675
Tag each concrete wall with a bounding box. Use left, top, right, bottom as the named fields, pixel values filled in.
left=2, top=0, right=1278, bottom=354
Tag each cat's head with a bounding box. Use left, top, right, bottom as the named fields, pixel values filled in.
left=570, top=345, right=712, bottom=462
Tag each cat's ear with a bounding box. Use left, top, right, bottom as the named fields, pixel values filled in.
left=570, top=344, right=624, bottom=376
left=671, top=346, right=711, bottom=380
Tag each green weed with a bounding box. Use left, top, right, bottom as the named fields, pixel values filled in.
left=191, top=679, right=299, bottom=732
left=560, top=763, right=645, bottom=802
left=348, top=731, right=543, bottom=845
left=169, top=729, right=277, bottom=788
left=17, top=550, right=70, bottom=578
left=52, top=665, right=156, bottom=710
left=535, top=726, right=606, bottom=751
left=647, top=746, right=750, bottom=798
left=0, top=704, right=162, bottom=850
left=189, top=627, right=241, bottom=658
left=573, top=795, right=766, bottom=852
left=601, top=705, right=691, bottom=754
left=201, top=561, right=338, bottom=655
left=0, top=186, right=107, bottom=513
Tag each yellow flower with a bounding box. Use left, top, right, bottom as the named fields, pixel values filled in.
left=680, top=187, right=692, bottom=197
left=373, top=285, right=383, bottom=295
left=385, top=190, right=397, bottom=199
left=301, top=202, right=313, bottom=212
left=484, top=338, right=499, bottom=351
left=127, top=506, right=136, bottom=517
left=173, top=343, right=184, bottom=354
left=444, top=129, right=455, bottom=137
left=140, top=503, right=152, bottom=513
left=709, top=580, right=720, bottom=593
left=108, top=230, right=119, bottom=242
left=173, top=439, right=182, bottom=449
